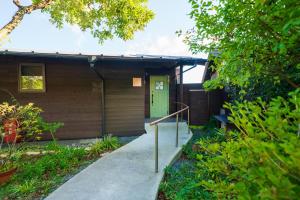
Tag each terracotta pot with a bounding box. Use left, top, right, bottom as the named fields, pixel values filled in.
left=0, top=168, right=17, bottom=185
left=3, top=119, right=19, bottom=143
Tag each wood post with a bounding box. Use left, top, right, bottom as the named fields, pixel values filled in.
left=180, top=65, right=183, bottom=121
left=188, top=109, right=190, bottom=134
left=155, top=124, right=158, bottom=173
left=176, top=114, right=179, bottom=147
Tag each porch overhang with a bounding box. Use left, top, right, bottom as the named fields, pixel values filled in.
left=0, top=50, right=207, bottom=68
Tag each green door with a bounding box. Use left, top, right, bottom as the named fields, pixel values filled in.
left=150, top=75, right=169, bottom=118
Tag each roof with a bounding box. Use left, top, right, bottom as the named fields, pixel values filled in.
left=0, top=50, right=207, bottom=66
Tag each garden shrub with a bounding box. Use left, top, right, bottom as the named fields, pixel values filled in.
left=0, top=143, right=88, bottom=199
left=160, top=162, right=212, bottom=200
left=195, top=89, right=300, bottom=199
left=0, top=102, right=63, bottom=141
left=100, top=135, right=121, bottom=150
left=182, top=125, right=218, bottom=160
left=17, top=144, right=86, bottom=180
left=89, top=135, right=121, bottom=156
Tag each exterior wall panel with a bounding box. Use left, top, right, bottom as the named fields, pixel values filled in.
left=175, top=83, right=224, bottom=125
left=1, top=56, right=146, bottom=139
left=96, top=64, right=145, bottom=136
left=0, top=57, right=102, bottom=140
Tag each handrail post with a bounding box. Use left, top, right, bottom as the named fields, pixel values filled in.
left=188, top=108, right=190, bottom=134
left=176, top=113, right=179, bottom=147
left=150, top=102, right=189, bottom=173
left=155, top=124, right=158, bottom=173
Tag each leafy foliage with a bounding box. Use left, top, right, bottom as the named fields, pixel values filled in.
left=20, top=76, right=44, bottom=91
left=159, top=128, right=216, bottom=200
left=1, top=0, right=154, bottom=44
left=0, top=101, right=63, bottom=176
left=195, top=90, right=300, bottom=199
left=44, top=0, right=154, bottom=43
left=185, top=0, right=300, bottom=100
left=88, top=134, right=120, bottom=156
left=176, top=1, right=300, bottom=199
left=0, top=143, right=88, bottom=199
left=160, top=162, right=211, bottom=200
left=0, top=102, right=63, bottom=141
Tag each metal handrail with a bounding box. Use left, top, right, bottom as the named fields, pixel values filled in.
left=150, top=102, right=190, bottom=173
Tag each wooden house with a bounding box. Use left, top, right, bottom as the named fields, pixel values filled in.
left=0, top=50, right=216, bottom=140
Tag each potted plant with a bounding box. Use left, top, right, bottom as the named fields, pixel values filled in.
left=0, top=103, right=20, bottom=143
left=0, top=125, right=17, bottom=185
left=0, top=102, right=24, bottom=185
left=0, top=101, right=45, bottom=143
left=0, top=102, right=42, bottom=185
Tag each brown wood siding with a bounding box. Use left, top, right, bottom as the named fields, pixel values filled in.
left=96, top=64, right=145, bottom=136
left=176, top=84, right=203, bottom=111
left=189, top=90, right=210, bottom=124
left=0, top=55, right=180, bottom=139
left=175, top=83, right=224, bottom=125
left=0, top=56, right=102, bottom=140
left=188, top=89, right=224, bottom=125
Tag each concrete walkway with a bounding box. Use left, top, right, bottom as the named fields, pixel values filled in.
left=46, top=122, right=192, bottom=200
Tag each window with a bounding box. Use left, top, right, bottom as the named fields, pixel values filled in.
left=155, top=81, right=164, bottom=90
left=132, top=77, right=142, bottom=87
left=19, top=64, right=45, bottom=92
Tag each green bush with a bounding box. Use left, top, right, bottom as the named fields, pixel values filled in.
left=89, top=135, right=121, bottom=156
left=195, top=89, right=300, bottom=199
left=17, top=144, right=86, bottom=180
left=0, top=136, right=121, bottom=199
left=159, top=127, right=219, bottom=200
left=0, top=102, right=63, bottom=142
left=0, top=144, right=88, bottom=199
left=160, top=162, right=211, bottom=200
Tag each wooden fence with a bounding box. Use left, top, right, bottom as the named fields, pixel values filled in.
left=177, top=84, right=225, bottom=125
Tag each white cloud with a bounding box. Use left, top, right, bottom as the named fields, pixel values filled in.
left=125, top=35, right=207, bottom=58
left=67, top=24, right=86, bottom=48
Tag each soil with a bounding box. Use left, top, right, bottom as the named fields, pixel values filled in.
left=157, top=191, right=168, bottom=200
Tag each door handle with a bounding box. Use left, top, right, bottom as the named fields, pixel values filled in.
left=152, top=93, right=154, bottom=105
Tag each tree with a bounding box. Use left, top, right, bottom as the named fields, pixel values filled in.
left=0, top=0, right=154, bottom=43
left=183, top=1, right=300, bottom=198
left=185, top=0, right=300, bottom=100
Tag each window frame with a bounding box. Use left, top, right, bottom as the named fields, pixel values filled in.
left=18, top=63, right=46, bottom=93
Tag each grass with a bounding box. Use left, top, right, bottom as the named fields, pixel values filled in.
left=0, top=135, right=121, bottom=200
left=158, top=125, right=217, bottom=200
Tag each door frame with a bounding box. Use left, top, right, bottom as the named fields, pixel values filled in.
left=149, top=75, right=169, bottom=118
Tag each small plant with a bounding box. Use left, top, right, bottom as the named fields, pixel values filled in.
left=189, top=125, right=203, bottom=130
left=89, top=135, right=120, bottom=157
left=39, top=120, right=64, bottom=142
left=12, top=179, right=37, bottom=196
left=101, top=135, right=121, bottom=151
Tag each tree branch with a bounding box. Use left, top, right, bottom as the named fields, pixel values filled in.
left=0, top=0, right=53, bottom=40
left=13, top=0, right=23, bottom=8
left=284, top=76, right=299, bottom=88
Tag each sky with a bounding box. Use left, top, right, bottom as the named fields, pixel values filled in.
left=0, top=0, right=207, bottom=83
